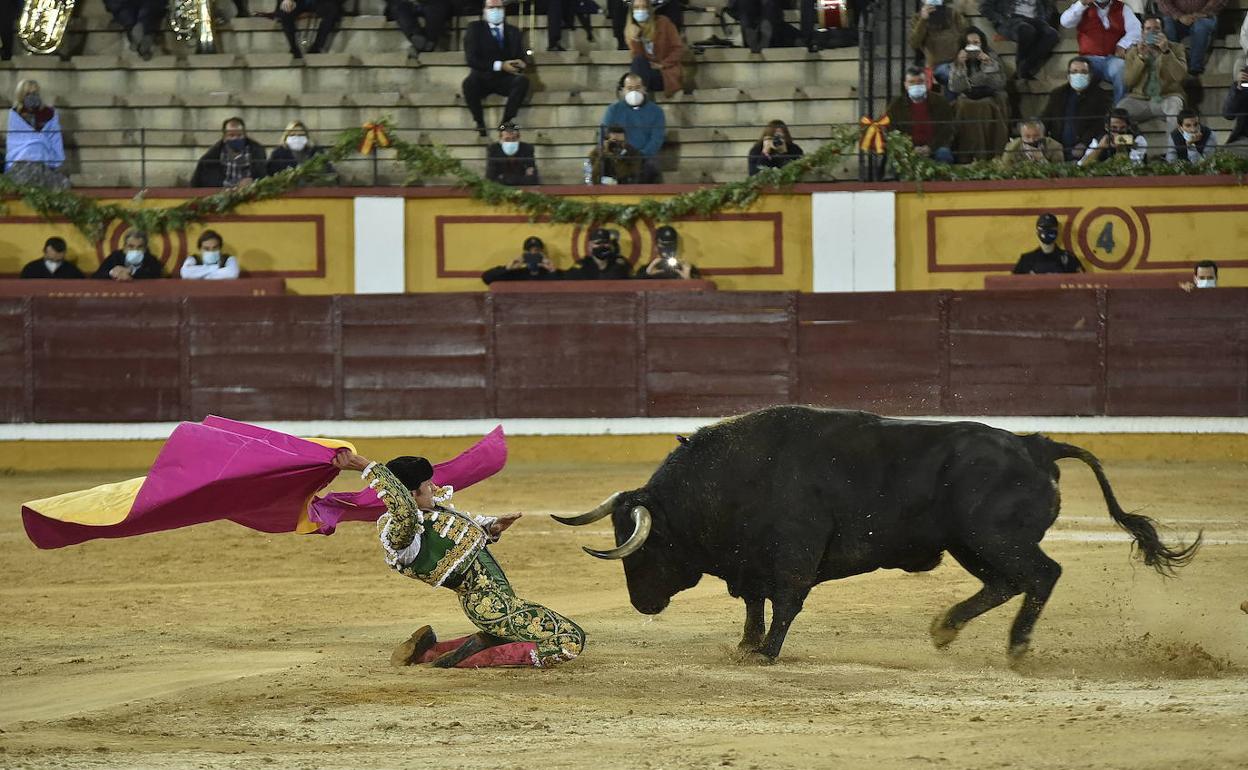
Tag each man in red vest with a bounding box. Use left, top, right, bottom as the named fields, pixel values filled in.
left=1060, top=0, right=1142, bottom=103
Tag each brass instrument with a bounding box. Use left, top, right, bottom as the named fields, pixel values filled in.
left=169, top=0, right=218, bottom=53
left=18, top=0, right=78, bottom=55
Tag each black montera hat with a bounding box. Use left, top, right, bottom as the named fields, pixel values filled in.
left=655, top=225, right=677, bottom=243
left=1036, top=213, right=1059, bottom=228
left=386, top=456, right=434, bottom=489
left=523, top=235, right=545, bottom=250
left=590, top=227, right=612, bottom=242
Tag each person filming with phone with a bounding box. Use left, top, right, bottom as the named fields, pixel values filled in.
left=481, top=236, right=560, bottom=284
left=637, top=225, right=702, bottom=280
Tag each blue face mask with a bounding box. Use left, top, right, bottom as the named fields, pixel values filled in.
left=1069, top=73, right=1091, bottom=90
left=632, top=9, right=650, bottom=22
left=484, top=7, right=505, bottom=24
left=226, top=137, right=246, bottom=152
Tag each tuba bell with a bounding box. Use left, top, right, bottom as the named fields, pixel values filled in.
left=169, top=0, right=218, bottom=53
left=18, top=0, right=78, bottom=55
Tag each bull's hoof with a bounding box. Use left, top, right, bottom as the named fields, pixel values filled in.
left=737, top=639, right=763, bottom=653
left=1007, top=642, right=1030, bottom=669
left=929, top=615, right=959, bottom=649
left=739, top=650, right=777, bottom=666
left=391, top=625, right=436, bottom=667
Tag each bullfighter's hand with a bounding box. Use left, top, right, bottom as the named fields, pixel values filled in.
left=490, top=512, right=522, bottom=537
left=332, top=448, right=371, bottom=472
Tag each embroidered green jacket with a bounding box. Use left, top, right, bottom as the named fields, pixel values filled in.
left=365, top=463, right=495, bottom=589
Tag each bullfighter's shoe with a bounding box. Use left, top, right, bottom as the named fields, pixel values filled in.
left=391, top=625, right=437, bottom=667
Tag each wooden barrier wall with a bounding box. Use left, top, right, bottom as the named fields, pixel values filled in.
left=5, top=289, right=1246, bottom=422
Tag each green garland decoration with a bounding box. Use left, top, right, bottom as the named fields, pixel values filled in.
left=1, top=118, right=1245, bottom=241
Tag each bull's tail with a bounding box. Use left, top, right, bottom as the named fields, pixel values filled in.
left=1046, top=440, right=1202, bottom=577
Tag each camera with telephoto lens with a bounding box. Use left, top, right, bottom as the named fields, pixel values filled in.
left=523, top=252, right=543, bottom=270
left=771, top=132, right=785, bottom=149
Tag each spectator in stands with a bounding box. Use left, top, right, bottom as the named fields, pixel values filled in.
left=887, top=66, right=957, bottom=163
left=612, top=0, right=683, bottom=51
left=1224, top=65, right=1248, bottom=157
left=463, top=0, right=531, bottom=137
left=626, top=0, right=685, bottom=97
left=1165, top=108, right=1218, bottom=162
left=949, top=27, right=1009, bottom=163
left=1192, top=260, right=1217, bottom=288
left=5, top=80, right=69, bottom=190
left=1012, top=213, right=1085, bottom=273
left=1000, top=118, right=1066, bottom=166
left=485, top=122, right=540, bottom=186
left=564, top=228, right=632, bottom=280
left=1117, top=14, right=1187, bottom=132
left=1, top=0, right=18, bottom=62
left=979, top=0, right=1060, bottom=81
left=1041, top=56, right=1114, bottom=160
left=481, top=236, right=560, bottom=284
left=910, top=0, right=968, bottom=98
left=588, top=125, right=645, bottom=184
left=1158, top=0, right=1222, bottom=76
left=94, top=230, right=163, bottom=281
left=738, top=0, right=784, bottom=54
left=1079, top=107, right=1147, bottom=164
left=599, top=73, right=666, bottom=181
left=103, top=0, right=164, bottom=60
left=274, top=0, right=344, bottom=59
left=546, top=0, right=596, bottom=51
left=637, top=225, right=701, bottom=279
left=1060, top=0, right=1141, bottom=104
left=191, top=117, right=269, bottom=188
left=385, top=0, right=452, bottom=57
left=268, top=121, right=339, bottom=184
left=748, top=120, right=805, bottom=176
left=1240, top=13, right=1248, bottom=72
left=20, top=237, right=85, bottom=280
left=180, top=230, right=241, bottom=280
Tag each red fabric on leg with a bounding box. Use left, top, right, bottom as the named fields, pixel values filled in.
left=418, top=635, right=475, bottom=663
left=458, top=641, right=539, bottom=668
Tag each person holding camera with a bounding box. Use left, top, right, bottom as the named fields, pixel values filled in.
left=1060, top=0, right=1142, bottom=105
left=949, top=26, right=1009, bottom=163
left=598, top=73, right=666, bottom=182
left=481, top=236, right=560, bottom=284
left=588, top=125, right=645, bottom=185
left=564, top=228, right=632, bottom=280
left=636, top=225, right=702, bottom=280
left=747, top=120, right=805, bottom=176
left=485, top=122, right=540, bottom=186
left=1223, top=65, right=1248, bottom=157
left=462, top=0, right=531, bottom=138
left=1116, top=14, right=1187, bottom=133
left=1000, top=118, right=1066, bottom=167
left=1079, top=107, right=1147, bottom=165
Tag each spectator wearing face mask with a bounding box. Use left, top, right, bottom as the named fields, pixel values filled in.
left=191, top=117, right=269, bottom=188
left=979, top=0, right=1060, bottom=81
left=626, top=0, right=684, bottom=97
left=598, top=73, right=665, bottom=182
left=481, top=236, right=560, bottom=283
left=94, top=229, right=164, bottom=281
left=910, top=0, right=968, bottom=99
left=180, top=230, right=241, bottom=280
left=1000, top=118, right=1066, bottom=166
left=485, top=122, right=539, bottom=186
left=20, top=237, right=85, bottom=280
left=887, top=66, right=957, bottom=164
left=462, top=0, right=531, bottom=138
left=588, top=125, right=645, bottom=184
left=747, top=120, right=805, bottom=176
left=1060, top=0, right=1142, bottom=104
left=1223, top=65, right=1248, bottom=157
left=1041, top=56, right=1114, bottom=161
left=949, top=26, right=1009, bottom=163
left=563, top=228, right=632, bottom=280
left=1117, top=14, right=1187, bottom=133
left=1191, top=260, right=1217, bottom=288
left=636, top=225, right=701, bottom=279
left=6, top=79, right=69, bottom=191
left=1012, top=213, right=1085, bottom=274
left=1164, top=109, right=1217, bottom=162
left=1079, top=107, right=1147, bottom=165
left=268, top=121, right=339, bottom=184
left=1157, top=0, right=1222, bottom=76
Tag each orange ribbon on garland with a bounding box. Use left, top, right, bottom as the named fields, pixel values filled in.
left=858, top=115, right=891, bottom=154
left=359, top=123, right=392, bottom=155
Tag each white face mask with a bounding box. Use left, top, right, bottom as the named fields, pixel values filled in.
left=964, top=44, right=981, bottom=53
left=484, top=7, right=505, bottom=24
left=907, top=84, right=927, bottom=101
left=624, top=89, right=645, bottom=107
left=1194, top=277, right=1216, bottom=289
left=124, top=249, right=144, bottom=266
left=1180, top=129, right=1197, bottom=142
left=632, top=9, right=650, bottom=22
left=501, top=140, right=520, bottom=156
left=925, top=0, right=943, bottom=5
left=201, top=250, right=221, bottom=266
left=286, top=135, right=308, bottom=152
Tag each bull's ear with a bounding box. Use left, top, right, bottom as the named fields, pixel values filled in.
left=584, top=506, right=651, bottom=560
left=552, top=492, right=619, bottom=526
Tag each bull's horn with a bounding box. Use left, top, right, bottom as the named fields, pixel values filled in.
left=552, top=492, right=619, bottom=526
left=585, top=506, right=651, bottom=560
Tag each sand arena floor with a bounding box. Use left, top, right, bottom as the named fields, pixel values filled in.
left=1, top=459, right=1246, bottom=770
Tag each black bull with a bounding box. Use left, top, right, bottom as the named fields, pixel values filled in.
left=554, top=406, right=1201, bottom=663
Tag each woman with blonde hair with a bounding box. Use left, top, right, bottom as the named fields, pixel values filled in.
left=625, top=0, right=684, bottom=97
left=6, top=80, right=69, bottom=190
left=267, top=120, right=339, bottom=184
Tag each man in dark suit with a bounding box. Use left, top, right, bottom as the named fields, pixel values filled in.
left=1041, top=57, right=1114, bottom=161
left=20, top=237, right=85, bottom=279
left=485, top=122, right=540, bottom=185
left=462, top=0, right=531, bottom=137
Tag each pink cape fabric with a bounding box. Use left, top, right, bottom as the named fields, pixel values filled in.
left=21, top=417, right=507, bottom=549
left=418, top=635, right=540, bottom=668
